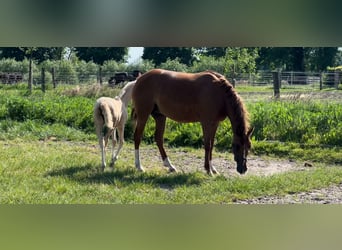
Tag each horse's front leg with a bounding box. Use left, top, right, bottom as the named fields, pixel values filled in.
left=202, top=121, right=219, bottom=176
left=134, top=117, right=147, bottom=172
left=153, top=114, right=177, bottom=173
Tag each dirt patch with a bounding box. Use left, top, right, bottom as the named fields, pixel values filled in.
left=136, top=146, right=303, bottom=177
left=99, top=143, right=342, bottom=203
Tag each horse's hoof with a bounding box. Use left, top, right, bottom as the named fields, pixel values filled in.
left=169, top=167, right=178, bottom=173
left=212, top=170, right=220, bottom=175
left=137, top=167, right=145, bottom=172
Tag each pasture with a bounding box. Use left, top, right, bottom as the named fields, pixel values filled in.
left=1, top=83, right=342, bottom=203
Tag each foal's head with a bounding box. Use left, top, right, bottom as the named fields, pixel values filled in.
left=232, top=127, right=254, bottom=174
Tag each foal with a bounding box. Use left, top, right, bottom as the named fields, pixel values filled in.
left=94, top=81, right=135, bottom=172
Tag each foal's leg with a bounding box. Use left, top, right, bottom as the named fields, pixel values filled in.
left=110, top=125, right=124, bottom=168
left=109, top=128, right=117, bottom=169
left=152, top=114, right=177, bottom=172
left=201, top=121, right=219, bottom=175
left=99, top=135, right=106, bottom=172
left=96, top=120, right=106, bottom=172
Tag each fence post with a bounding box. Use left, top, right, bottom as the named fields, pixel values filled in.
left=99, top=66, right=103, bottom=85
left=335, top=71, right=340, bottom=89
left=41, top=68, right=45, bottom=93
left=52, top=67, right=56, bottom=88
left=272, top=71, right=280, bottom=99
left=28, top=58, right=33, bottom=93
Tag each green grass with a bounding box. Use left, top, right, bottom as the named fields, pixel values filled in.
left=1, top=84, right=342, bottom=203
left=1, top=140, right=342, bottom=204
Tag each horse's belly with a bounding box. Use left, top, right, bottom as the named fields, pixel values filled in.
left=160, top=106, right=201, bottom=122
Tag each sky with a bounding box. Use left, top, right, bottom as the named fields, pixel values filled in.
left=127, top=47, right=144, bottom=64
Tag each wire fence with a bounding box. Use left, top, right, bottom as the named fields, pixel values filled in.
left=1, top=69, right=341, bottom=90
left=227, top=71, right=341, bottom=90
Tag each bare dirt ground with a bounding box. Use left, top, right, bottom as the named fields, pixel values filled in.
left=134, top=146, right=342, bottom=204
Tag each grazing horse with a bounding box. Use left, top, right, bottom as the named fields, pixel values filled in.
left=94, top=81, right=135, bottom=172
left=131, top=69, right=254, bottom=175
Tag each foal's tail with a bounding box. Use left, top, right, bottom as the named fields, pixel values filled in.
left=99, top=102, right=114, bottom=131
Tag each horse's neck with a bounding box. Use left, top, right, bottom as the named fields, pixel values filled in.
left=120, top=92, right=131, bottom=107
left=225, top=95, right=248, bottom=137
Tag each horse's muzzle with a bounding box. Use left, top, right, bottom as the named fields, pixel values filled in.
left=236, top=159, right=247, bottom=174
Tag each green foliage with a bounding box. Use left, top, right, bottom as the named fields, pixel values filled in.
left=250, top=100, right=342, bottom=146
left=0, top=58, right=32, bottom=74
left=101, top=60, right=127, bottom=75
left=74, top=47, right=128, bottom=65
left=55, top=60, right=78, bottom=84
left=1, top=84, right=342, bottom=161
left=159, top=58, right=188, bottom=72
left=142, top=47, right=194, bottom=66
left=190, top=56, right=226, bottom=73
left=126, top=60, right=155, bottom=73
left=74, top=60, right=98, bottom=83
left=1, top=91, right=94, bottom=133
left=166, top=122, right=203, bottom=147
left=224, top=47, right=259, bottom=75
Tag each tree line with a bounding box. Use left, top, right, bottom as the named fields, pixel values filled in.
left=0, top=47, right=341, bottom=74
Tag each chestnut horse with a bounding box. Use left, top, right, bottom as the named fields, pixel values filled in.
left=131, top=69, right=253, bottom=175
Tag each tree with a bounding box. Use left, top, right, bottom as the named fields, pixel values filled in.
left=0, top=47, right=25, bottom=60
left=0, top=47, right=65, bottom=63
left=306, top=47, right=339, bottom=71
left=142, top=47, right=194, bottom=66
left=224, top=47, right=259, bottom=76
left=194, top=47, right=227, bottom=58
left=256, top=47, right=339, bottom=71
left=74, top=47, right=128, bottom=65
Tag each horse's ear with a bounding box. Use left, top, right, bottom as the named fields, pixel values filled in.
left=247, top=127, right=254, bottom=138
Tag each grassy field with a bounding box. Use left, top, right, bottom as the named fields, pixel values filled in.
left=1, top=83, right=342, bottom=204
left=2, top=140, right=342, bottom=204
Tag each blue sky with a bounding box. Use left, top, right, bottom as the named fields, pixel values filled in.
left=127, top=47, right=143, bottom=64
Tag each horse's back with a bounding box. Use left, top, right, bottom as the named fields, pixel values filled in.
left=132, top=69, right=227, bottom=122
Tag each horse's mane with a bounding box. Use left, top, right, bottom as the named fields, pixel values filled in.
left=207, top=71, right=250, bottom=136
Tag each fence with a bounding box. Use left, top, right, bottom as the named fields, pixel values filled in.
left=0, top=68, right=141, bottom=87
left=1, top=68, right=341, bottom=91
left=227, top=71, right=341, bottom=90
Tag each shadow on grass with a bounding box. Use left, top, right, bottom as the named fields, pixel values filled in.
left=45, top=164, right=209, bottom=189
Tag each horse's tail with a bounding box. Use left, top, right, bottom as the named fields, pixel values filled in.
left=100, top=102, right=114, bottom=132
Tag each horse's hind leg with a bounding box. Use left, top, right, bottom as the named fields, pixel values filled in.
left=152, top=113, right=177, bottom=173
left=134, top=117, right=148, bottom=172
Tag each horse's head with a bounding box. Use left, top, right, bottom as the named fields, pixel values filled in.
left=232, top=127, right=254, bottom=174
